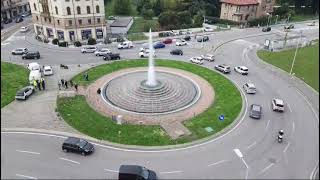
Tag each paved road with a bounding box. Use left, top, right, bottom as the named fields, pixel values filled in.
left=1, top=21, right=319, bottom=179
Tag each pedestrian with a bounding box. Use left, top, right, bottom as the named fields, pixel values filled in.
left=33, top=79, right=37, bottom=90
left=61, top=79, right=65, bottom=88
left=97, top=88, right=101, bottom=94
left=41, top=77, right=46, bottom=90
left=70, top=80, right=74, bottom=87
left=65, top=80, right=68, bottom=89
left=84, top=72, right=89, bottom=81
left=74, top=83, right=78, bottom=91
left=36, top=80, right=41, bottom=90
left=58, top=81, right=61, bottom=90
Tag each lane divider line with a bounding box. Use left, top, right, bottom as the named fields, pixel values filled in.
left=16, top=150, right=40, bottom=155
left=283, top=142, right=291, bottom=153
left=287, top=103, right=293, bottom=113
left=104, top=168, right=119, bottom=173
left=246, top=141, right=257, bottom=150
left=59, top=157, right=80, bottom=164
left=265, top=120, right=270, bottom=130
left=159, top=170, right=182, bottom=174
left=259, top=163, right=274, bottom=175
left=208, top=160, right=229, bottom=167
left=16, top=174, right=38, bottom=179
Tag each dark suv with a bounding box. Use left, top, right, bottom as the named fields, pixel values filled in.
left=119, top=165, right=157, bottom=180
left=62, top=137, right=94, bottom=156
left=103, top=53, right=120, bottom=60
left=22, top=51, right=40, bottom=59
left=170, top=49, right=183, bottom=55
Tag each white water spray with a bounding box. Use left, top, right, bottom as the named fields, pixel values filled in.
left=146, top=28, right=157, bottom=87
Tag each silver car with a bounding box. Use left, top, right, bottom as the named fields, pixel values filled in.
left=81, top=46, right=97, bottom=53
left=15, top=86, right=34, bottom=100
left=12, top=48, right=28, bottom=55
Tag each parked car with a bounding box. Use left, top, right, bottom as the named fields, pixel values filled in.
left=204, top=26, right=214, bottom=32
left=15, top=86, right=34, bottom=100
left=139, top=49, right=156, bottom=58
left=27, top=62, right=40, bottom=71
left=108, top=16, right=116, bottom=20
left=62, top=137, right=94, bottom=156
left=284, top=24, right=294, bottom=29
left=12, top=48, right=28, bottom=55
left=190, top=57, right=203, bottom=64
left=94, top=48, right=111, bottom=56
left=307, top=21, right=316, bottom=26
left=119, top=165, right=157, bottom=180
left=43, top=65, right=53, bottom=76
left=118, top=41, right=134, bottom=49
left=183, top=35, right=191, bottom=41
left=3, top=18, right=12, bottom=24
left=262, top=26, right=271, bottom=32
left=22, top=51, right=40, bottom=59
left=201, top=54, right=214, bottom=62
left=272, top=98, right=285, bottom=112
left=103, top=53, right=120, bottom=60
left=176, top=39, right=187, bottom=46
left=153, top=42, right=165, bottom=49
left=162, top=38, right=173, bottom=44
left=15, top=16, right=23, bottom=23
left=29, top=70, right=42, bottom=84
left=234, top=66, right=249, bottom=75
left=249, top=104, right=262, bottom=119
left=81, top=46, right=97, bottom=53
left=243, top=83, right=256, bottom=94
left=170, top=49, right=183, bottom=55
left=171, top=30, right=179, bottom=36
left=197, top=36, right=209, bottom=42
left=215, top=64, right=231, bottom=74
left=20, top=26, right=29, bottom=33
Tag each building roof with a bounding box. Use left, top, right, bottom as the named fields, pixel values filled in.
left=220, top=0, right=258, bottom=5
left=110, top=17, right=133, bottom=27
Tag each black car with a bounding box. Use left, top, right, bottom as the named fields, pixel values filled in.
left=103, top=53, right=120, bottom=60
left=262, top=26, right=271, bottom=32
left=22, top=51, right=40, bottom=59
left=62, top=137, right=94, bottom=156
left=197, top=36, right=209, bottom=42
left=3, top=18, right=12, bottom=24
left=183, top=35, right=191, bottom=41
left=15, top=17, right=23, bottom=23
left=119, top=165, right=157, bottom=180
left=170, top=49, right=183, bottom=55
left=284, top=24, right=294, bottom=29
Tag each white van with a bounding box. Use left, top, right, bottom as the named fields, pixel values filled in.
left=118, top=41, right=133, bottom=49
left=29, top=70, right=42, bottom=84
left=27, top=62, right=41, bottom=71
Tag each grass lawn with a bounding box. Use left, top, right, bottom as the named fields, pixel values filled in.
left=127, top=33, right=148, bottom=41
left=57, top=59, right=242, bottom=146
left=290, top=14, right=318, bottom=22
left=1, top=62, right=29, bottom=108
left=257, top=41, right=319, bottom=92
left=128, top=17, right=159, bottom=34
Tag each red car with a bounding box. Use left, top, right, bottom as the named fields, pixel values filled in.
left=162, top=38, right=173, bottom=44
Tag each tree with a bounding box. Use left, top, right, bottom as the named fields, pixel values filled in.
left=114, top=0, right=132, bottom=15
left=177, top=11, right=192, bottom=25
left=153, top=0, right=165, bottom=16
left=158, top=11, right=178, bottom=28
left=142, top=8, right=154, bottom=20
left=193, top=11, right=204, bottom=27
left=136, top=0, right=152, bottom=15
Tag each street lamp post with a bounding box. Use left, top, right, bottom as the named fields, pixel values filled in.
left=289, top=30, right=303, bottom=75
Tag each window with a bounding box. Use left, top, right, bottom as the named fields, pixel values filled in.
left=57, top=20, right=60, bottom=25
left=97, top=18, right=100, bottom=23
left=69, top=20, right=72, bottom=26
left=88, top=19, right=91, bottom=24
left=77, top=6, right=81, bottom=14
left=86, top=6, right=90, bottom=14
left=55, top=6, right=58, bottom=14
left=96, top=5, right=99, bottom=13
left=33, top=3, right=37, bottom=11
left=67, top=7, right=71, bottom=15
left=78, top=19, right=82, bottom=25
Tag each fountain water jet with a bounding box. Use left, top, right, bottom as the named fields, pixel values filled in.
left=146, top=28, right=157, bottom=87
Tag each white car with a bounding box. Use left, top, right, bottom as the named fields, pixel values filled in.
left=81, top=46, right=97, bottom=53
left=94, top=48, right=111, bottom=56
left=204, top=27, right=214, bottom=32
left=272, top=98, right=285, bottom=112
left=118, top=41, right=134, bottom=49
left=176, top=40, right=187, bottom=46
left=43, top=65, right=53, bottom=76
left=307, top=21, right=316, bottom=26
left=234, top=66, right=249, bottom=75
left=190, top=57, right=203, bottom=64
left=27, top=62, right=41, bottom=71
left=243, top=83, right=256, bottom=94
left=201, top=54, right=215, bottom=62
left=12, top=48, right=28, bottom=55
left=139, top=49, right=156, bottom=58
left=20, top=26, right=29, bottom=33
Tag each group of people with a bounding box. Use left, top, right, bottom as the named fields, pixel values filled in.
left=58, top=79, right=78, bottom=91
left=32, top=78, right=46, bottom=91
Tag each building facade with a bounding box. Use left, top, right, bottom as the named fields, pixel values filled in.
left=29, top=0, right=106, bottom=42
left=220, top=0, right=275, bottom=23
left=1, top=0, right=31, bottom=21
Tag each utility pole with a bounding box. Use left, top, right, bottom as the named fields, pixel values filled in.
left=289, top=31, right=303, bottom=75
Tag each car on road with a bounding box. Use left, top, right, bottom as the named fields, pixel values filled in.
left=204, top=26, right=214, bottom=32
left=3, top=18, right=12, bottom=24
left=183, top=35, right=191, bottom=41
left=243, top=83, right=256, bottom=94
left=15, top=16, right=23, bottom=23
left=262, top=26, right=271, bottom=32
left=176, top=39, right=187, bottom=46
left=15, top=86, right=34, bottom=100
left=197, top=36, right=209, bottom=42
left=272, top=98, right=285, bottom=112
left=307, top=21, right=316, bottom=26
left=22, top=51, right=40, bottom=59
left=43, top=65, right=53, bottom=76
left=103, top=53, right=121, bottom=60
left=117, top=41, right=134, bottom=49
left=20, top=26, right=29, bottom=33
left=201, top=54, right=215, bottom=62
left=190, top=57, right=203, bottom=64
left=139, top=49, right=156, bottom=58
left=12, top=48, right=28, bottom=55
left=249, top=104, right=262, bottom=119
left=153, top=42, right=165, bottom=49
left=94, top=48, right=111, bottom=56
left=62, top=137, right=94, bottom=156
left=162, top=38, right=173, bottom=44
left=234, top=66, right=248, bottom=75
left=215, top=64, right=231, bottom=74
left=81, top=46, right=97, bottom=53
left=119, top=165, right=157, bottom=180
left=284, top=24, right=294, bottom=29
left=108, top=16, right=116, bottom=20
left=170, top=49, right=183, bottom=55
left=27, top=62, right=41, bottom=71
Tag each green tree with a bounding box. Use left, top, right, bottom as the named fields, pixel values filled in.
left=177, top=11, right=192, bottom=25
left=142, top=8, right=154, bottom=20
left=114, top=0, right=132, bottom=15
left=153, top=0, right=165, bottom=16
left=158, top=11, right=178, bottom=28
left=193, top=11, right=204, bottom=27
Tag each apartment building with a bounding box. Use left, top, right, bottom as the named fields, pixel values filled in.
left=29, top=0, right=106, bottom=42
left=1, top=0, right=30, bottom=21
left=220, top=0, right=275, bottom=23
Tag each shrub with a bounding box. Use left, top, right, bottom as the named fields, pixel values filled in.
left=87, top=37, right=96, bottom=45
left=58, top=41, right=68, bottom=47
left=248, top=16, right=268, bottom=27
left=74, top=41, right=82, bottom=47
left=52, top=38, right=59, bottom=45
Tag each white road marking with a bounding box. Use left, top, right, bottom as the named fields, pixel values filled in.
left=287, top=103, right=293, bottom=112
left=159, top=170, right=182, bottom=174
left=265, top=120, right=270, bottom=130
left=283, top=142, right=291, bottom=153
left=259, top=163, right=274, bottom=175
left=245, top=168, right=249, bottom=180
left=310, top=161, right=319, bottom=180
left=208, top=160, right=228, bottom=167
left=59, top=157, right=80, bottom=164
left=16, top=150, right=40, bottom=155
left=292, top=121, right=295, bottom=133
left=246, top=141, right=257, bottom=149
left=295, top=88, right=319, bottom=124
left=16, top=174, right=38, bottom=179
left=104, top=168, right=119, bottom=173
left=1, top=42, right=9, bottom=46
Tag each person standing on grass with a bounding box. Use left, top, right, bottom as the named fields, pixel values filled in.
left=65, top=80, right=68, bottom=89
left=74, top=83, right=78, bottom=91
left=61, top=79, right=65, bottom=88
left=70, top=80, right=74, bottom=87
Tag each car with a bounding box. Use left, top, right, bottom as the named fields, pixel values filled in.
left=119, top=165, right=157, bottom=180
left=22, top=51, right=40, bottom=59
left=183, top=35, right=191, bottom=41
left=249, top=104, right=262, bottom=119
left=27, top=62, right=41, bottom=71
left=81, top=46, right=97, bottom=53
left=272, top=98, right=285, bottom=112
left=176, top=40, right=187, bottom=46
left=94, top=48, right=111, bottom=56
left=190, top=57, right=203, bottom=64
left=108, top=16, right=116, bottom=20
left=307, top=21, right=316, bottom=26
left=3, top=18, right=12, bottom=24
left=139, top=49, right=156, bottom=58
left=15, top=86, right=34, bottom=100
left=284, top=24, right=294, bottom=29
left=201, top=54, right=214, bottom=62
left=43, top=65, right=53, bottom=76
left=103, top=53, right=120, bottom=60
left=243, top=83, right=256, bottom=94
left=262, top=26, right=271, bottom=32
left=15, top=16, right=23, bottom=23
left=162, top=38, right=173, bottom=44
left=234, top=66, right=248, bottom=75
left=170, top=49, right=183, bottom=55
left=62, top=137, right=94, bottom=156
left=153, top=42, right=165, bottom=49
left=215, top=64, right=231, bottom=74
left=197, top=36, right=209, bottom=42
left=20, top=26, right=29, bottom=33
left=12, top=48, right=28, bottom=55
left=171, top=30, right=179, bottom=36
left=118, top=41, right=133, bottom=49
left=204, top=26, right=214, bottom=32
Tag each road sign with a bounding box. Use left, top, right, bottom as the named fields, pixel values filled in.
left=219, top=115, right=224, bottom=121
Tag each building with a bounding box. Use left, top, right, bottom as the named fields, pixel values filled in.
left=29, top=0, right=106, bottom=42
left=1, top=0, right=31, bottom=21
left=109, top=17, right=133, bottom=35
left=220, top=0, right=275, bottom=23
